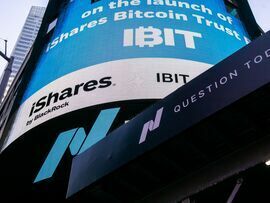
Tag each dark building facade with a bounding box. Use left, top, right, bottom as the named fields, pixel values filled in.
left=0, top=0, right=268, bottom=202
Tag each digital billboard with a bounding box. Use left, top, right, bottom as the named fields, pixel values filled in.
left=3, top=0, right=250, bottom=149
left=67, top=31, right=270, bottom=197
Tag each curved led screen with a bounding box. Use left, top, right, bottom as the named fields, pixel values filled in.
left=4, top=0, right=249, bottom=148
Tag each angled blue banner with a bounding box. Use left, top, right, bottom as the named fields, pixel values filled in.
left=67, top=32, right=270, bottom=197
left=22, top=0, right=249, bottom=101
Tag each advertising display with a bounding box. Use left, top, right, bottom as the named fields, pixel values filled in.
left=67, top=31, right=270, bottom=197
left=3, top=0, right=250, bottom=149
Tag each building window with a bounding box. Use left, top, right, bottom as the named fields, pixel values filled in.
left=19, top=40, right=31, bottom=45
left=10, top=72, right=17, bottom=77
left=14, top=56, right=25, bottom=61
left=225, top=0, right=240, bottom=19
left=14, top=52, right=25, bottom=57
left=22, top=30, right=34, bottom=35
left=15, top=47, right=27, bottom=53
left=13, top=61, right=22, bottom=66
left=26, top=19, right=37, bottom=24
left=22, top=33, right=34, bottom=38
left=24, top=26, right=35, bottom=31
left=12, top=65, right=21, bottom=70
left=21, top=36, right=31, bottom=41
left=25, top=22, right=34, bottom=27
left=17, top=44, right=29, bottom=49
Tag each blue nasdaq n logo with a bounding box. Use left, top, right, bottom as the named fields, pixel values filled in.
left=34, top=108, right=120, bottom=183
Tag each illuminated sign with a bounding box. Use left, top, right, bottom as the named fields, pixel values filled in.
left=4, top=0, right=249, bottom=149
left=34, top=108, right=120, bottom=182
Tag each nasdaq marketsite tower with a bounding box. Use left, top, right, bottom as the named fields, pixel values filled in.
left=0, top=0, right=268, bottom=202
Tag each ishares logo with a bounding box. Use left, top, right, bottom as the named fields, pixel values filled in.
left=29, top=76, right=112, bottom=117
left=34, top=107, right=120, bottom=183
